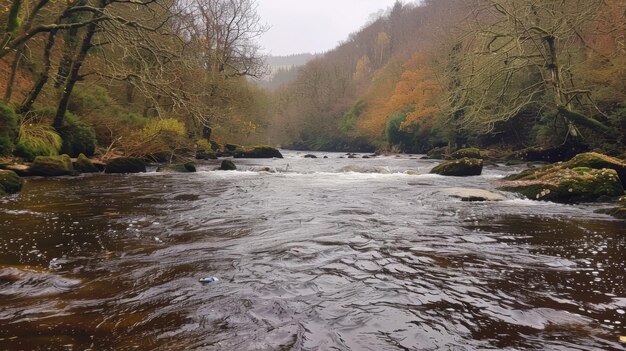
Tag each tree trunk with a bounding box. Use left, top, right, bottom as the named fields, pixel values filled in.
left=53, top=19, right=99, bottom=130
left=3, top=47, right=23, bottom=103
left=18, top=29, right=58, bottom=114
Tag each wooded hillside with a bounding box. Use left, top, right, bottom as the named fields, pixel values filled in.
left=267, top=0, right=626, bottom=155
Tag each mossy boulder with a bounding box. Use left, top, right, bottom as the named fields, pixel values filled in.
left=499, top=167, right=624, bottom=203
left=0, top=170, right=23, bottom=194
left=30, top=155, right=74, bottom=177
left=73, top=153, right=99, bottom=173
left=156, top=163, right=197, bottom=173
left=563, top=152, right=626, bottom=188
left=105, top=157, right=146, bottom=174
left=234, top=145, right=283, bottom=159
left=430, top=158, right=483, bottom=176
left=219, top=159, right=236, bottom=171
left=447, top=148, right=481, bottom=160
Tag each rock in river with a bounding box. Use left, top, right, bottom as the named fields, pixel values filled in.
left=105, top=157, right=146, bottom=174
left=499, top=167, right=624, bottom=203
left=499, top=152, right=626, bottom=203
left=73, top=153, right=100, bottom=173
left=0, top=170, right=23, bottom=195
left=234, top=145, right=283, bottom=159
left=30, top=155, right=74, bottom=177
left=443, top=188, right=507, bottom=202
left=219, top=159, right=237, bottom=171
left=430, top=158, right=483, bottom=176
left=447, top=148, right=482, bottom=160
left=156, top=163, right=197, bottom=173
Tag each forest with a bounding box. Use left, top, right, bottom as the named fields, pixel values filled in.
left=0, top=0, right=625, bottom=160
left=268, top=0, right=626, bottom=156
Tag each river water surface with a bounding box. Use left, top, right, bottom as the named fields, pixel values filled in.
left=0, top=151, right=624, bottom=350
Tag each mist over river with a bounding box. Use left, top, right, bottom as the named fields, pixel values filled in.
left=0, top=151, right=624, bottom=350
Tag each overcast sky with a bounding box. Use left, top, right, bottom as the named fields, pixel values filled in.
left=256, top=0, right=401, bottom=56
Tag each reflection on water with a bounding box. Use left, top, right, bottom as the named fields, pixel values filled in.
left=0, top=151, right=624, bottom=350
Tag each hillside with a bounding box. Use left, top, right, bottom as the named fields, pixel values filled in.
left=265, top=0, right=626, bottom=155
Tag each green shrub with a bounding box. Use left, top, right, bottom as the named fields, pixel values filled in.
left=0, top=103, right=18, bottom=157
left=196, top=139, right=217, bottom=160
left=59, top=113, right=97, bottom=157
left=131, top=118, right=191, bottom=162
left=14, top=122, right=62, bottom=161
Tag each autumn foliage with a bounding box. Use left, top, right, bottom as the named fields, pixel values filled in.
left=269, top=0, right=626, bottom=154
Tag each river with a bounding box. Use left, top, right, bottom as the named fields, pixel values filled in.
left=0, top=151, right=624, bottom=350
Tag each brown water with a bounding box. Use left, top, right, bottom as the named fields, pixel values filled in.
left=0, top=151, right=624, bottom=350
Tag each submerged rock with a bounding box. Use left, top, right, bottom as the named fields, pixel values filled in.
left=219, top=159, right=237, bottom=171
left=447, top=148, right=481, bottom=160
left=30, top=155, right=74, bottom=177
left=105, top=157, right=146, bottom=174
left=0, top=170, right=23, bottom=194
left=156, top=163, right=197, bottom=173
left=73, top=153, right=99, bottom=173
left=304, top=154, right=317, bottom=158
left=444, top=188, right=506, bottom=202
left=430, top=158, right=483, bottom=176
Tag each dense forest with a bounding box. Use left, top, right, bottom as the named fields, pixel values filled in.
left=267, top=0, right=626, bottom=155
left=0, top=0, right=625, bottom=161
left=0, top=0, right=272, bottom=162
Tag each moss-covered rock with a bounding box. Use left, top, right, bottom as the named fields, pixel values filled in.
left=73, top=153, right=99, bottom=173
left=0, top=170, right=23, bottom=194
left=105, top=157, right=146, bottom=174
left=234, top=145, right=283, bottom=159
left=30, top=155, right=74, bottom=177
left=506, top=152, right=626, bottom=186
left=430, top=158, right=483, bottom=176
left=156, top=163, right=196, bottom=173
left=219, top=159, right=236, bottom=171
left=563, top=152, right=626, bottom=188
left=499, top=167, right=624, bottom=203
left=447, top=148, right=481, bottom=160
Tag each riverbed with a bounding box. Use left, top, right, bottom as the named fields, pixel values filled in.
left=0, top=151, right=624, bottom=350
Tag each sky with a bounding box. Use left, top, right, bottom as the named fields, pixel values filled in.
left=256, top=0, right=401, bottom=56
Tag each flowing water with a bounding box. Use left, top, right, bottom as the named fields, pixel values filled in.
left=0, top=151, right=624, bottom=350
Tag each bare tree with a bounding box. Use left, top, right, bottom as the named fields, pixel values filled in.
left=445, top=0, right=609, bottom=137
left=189, top=0, right=268, bottom=78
